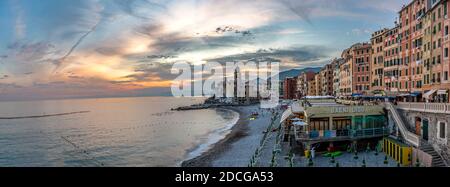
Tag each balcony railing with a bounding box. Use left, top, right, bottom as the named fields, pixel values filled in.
left=397, top=102, right=450, bottom=114
left=295, top=127, right=388, bottom=141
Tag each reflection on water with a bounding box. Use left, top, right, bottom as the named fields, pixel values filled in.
left=0, top=97, right=239, bottom=167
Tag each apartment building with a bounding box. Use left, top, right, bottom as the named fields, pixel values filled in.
left=296, top=71, right=316, bottom=98
left=371, top=28, right=389, bottom=93
left=333, top=58, right=345, bottom=97
left=339, top=48, right=353, bottom=97
left=352, top=43, right=372, bottom=95
left=384, top=25, right=403, bottom=94
left=284, top=77, right=297, bottom=100
left=320, top=63, right=334, bottom=96
left=307, top=79, right=316, bottom=96
left=399, top=0, right=426, bottom=94
left=315, top=73, right=322, bottom=96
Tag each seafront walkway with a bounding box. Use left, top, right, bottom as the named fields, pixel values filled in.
left=211, top=105, right=278, bottom=167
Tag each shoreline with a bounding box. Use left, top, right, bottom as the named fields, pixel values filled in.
left=181, top=106, right=251, bottom=167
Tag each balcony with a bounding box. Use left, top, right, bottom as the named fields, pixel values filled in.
left=295, top=127, right=389, bottom=142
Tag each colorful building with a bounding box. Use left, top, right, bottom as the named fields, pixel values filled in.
left=320, top=63, right=334, bottom=96
left=340, top=48, right=353, bottom=97
left=384, top=25, right=403, bottom=95
left=284, top=77, right=298, bottom=100
left=371, top=28, right=389, bottom=93
left=297, top=71, right=316, bottom=98
left=352, top=43, right=372, bottom=95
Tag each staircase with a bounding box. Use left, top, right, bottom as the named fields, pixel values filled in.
left=387, top=102, right=447, bottom=167
left=420, top=142, right=447, bottom=167
left=385, top=102, right=420, bottom=147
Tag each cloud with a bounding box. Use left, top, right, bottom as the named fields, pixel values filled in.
left=278, top=0, right=408, bottom=22
left=53, top=20, right=101, bottom=72
left=348, top=28, right=372, bottom=36
left=207, top=46, right=332, bottom=66
left=10, top=0, right=26, bottom=40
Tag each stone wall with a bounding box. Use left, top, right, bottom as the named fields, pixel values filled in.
left=397, top=109, right=450, bottom=164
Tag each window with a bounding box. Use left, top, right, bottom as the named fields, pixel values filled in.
left=446, top=48, right=449, bottom=58
left=445, top=71, right=448, bottom=81
left=438, top=122, right=447, bottom=139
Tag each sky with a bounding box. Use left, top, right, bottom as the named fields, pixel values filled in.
left=0, top=0, right=410, bottom=101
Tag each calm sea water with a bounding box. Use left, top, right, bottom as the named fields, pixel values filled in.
left=0, top=97, right=239, bottom=167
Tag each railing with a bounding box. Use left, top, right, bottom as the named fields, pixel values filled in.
left=296, top=128, right=388, bottom=141
left=397, top=102, right=450, bottom=114
left=386, top=102, right=420, bottom=147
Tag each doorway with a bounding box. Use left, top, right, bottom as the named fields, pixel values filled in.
left=422, top=119, right=429, bottom=141
left=415, top=117, right=421, bottom=136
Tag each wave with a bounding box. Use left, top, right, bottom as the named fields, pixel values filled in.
left=178, top=108, right=240, bottom=166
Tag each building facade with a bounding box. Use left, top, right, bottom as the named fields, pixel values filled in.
left=284, top=77, right=298, bottom=100
left=307, top=79, right=317, bottom=96
left=340, top=48, right=353, bottom=97
left=320, top=63, right=334, bottom=96
left=333, top=58, right=345, bottom=97
left=371, top=28, right=389, bottom=93
left=315, top=73, right=322, bottom=96
left=384, top=25, right=403, bottom=94
left=352, top=43, right=372, bottom=95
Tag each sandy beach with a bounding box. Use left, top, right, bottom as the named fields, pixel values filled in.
left=182, top=104, right=277, bottom=167
left=181, top=104, right=401, bottom=167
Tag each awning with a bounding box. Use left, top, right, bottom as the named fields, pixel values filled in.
left=290, top=117, right=301, bottom=121
left=410, top=92, right=421, bottom=97
left=423, top=89, right=437, bottom=99
left=352, top=93, right=363, bottom=97
left=437, top=90, right=448, bottom=95
left=398, top=93, right=411, bottom=97
left=280, top=109, right=293, bottom=123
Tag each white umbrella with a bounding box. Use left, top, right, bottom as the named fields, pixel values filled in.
left=290, top=117, right=302, bottom=121
left=292, top=121, right=307, bottom=126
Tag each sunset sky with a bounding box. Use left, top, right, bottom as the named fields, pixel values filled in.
left=0, top=0, right=409, bottom=101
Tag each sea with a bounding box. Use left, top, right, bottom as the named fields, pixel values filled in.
left=0, top=97, right=239, bottom=167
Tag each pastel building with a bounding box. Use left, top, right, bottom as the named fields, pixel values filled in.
left=383, top=25, right=403, bottom=94
left=352, top=43, right=372, bottom=95
left=339, top=48, right=353, bottom=97
left=371, top=28, right=389, bottom=93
